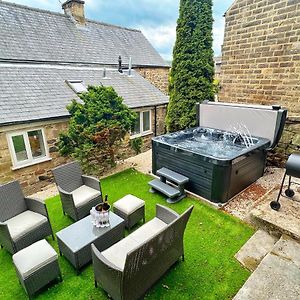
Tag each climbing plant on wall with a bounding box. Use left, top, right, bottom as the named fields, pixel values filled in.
left=166, top=0, right=215, bottom=132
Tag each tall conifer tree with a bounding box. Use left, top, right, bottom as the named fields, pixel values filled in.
left=166, top=0, right=214, bottom=132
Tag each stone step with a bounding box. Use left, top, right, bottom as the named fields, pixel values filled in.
left=235, top=230, right=278, bottom=272
left=251, top=196, right=300, bottom=242
left=234, top=235, right=300, bottom=300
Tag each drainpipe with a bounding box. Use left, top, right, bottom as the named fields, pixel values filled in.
left=154, top=105, right=157, bottom=136
left=195, top=102, right=200, bottom=127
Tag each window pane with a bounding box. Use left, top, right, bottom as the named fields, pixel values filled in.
left=143, top=111, right=150, bottom=132
left=132, top=113, right=140, bottom=135
left=28, top=130, right=46, bottom=158
left=12, top=135, right=28, bottom=162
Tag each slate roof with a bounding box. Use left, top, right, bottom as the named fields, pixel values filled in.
left=0, top=64, right=169, bottom=126
left=0, top=1, right=167, bottom=67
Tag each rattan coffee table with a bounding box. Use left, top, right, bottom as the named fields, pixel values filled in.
left=56, top=212, right=125, bottom=274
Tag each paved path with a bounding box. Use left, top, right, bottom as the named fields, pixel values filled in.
left=234, top=235, right=300, bottom=300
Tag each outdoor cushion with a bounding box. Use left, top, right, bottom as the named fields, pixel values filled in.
left=72, top=185, right=101, bottom=208
left=5, top=210, right=48, bottom=240
left=13, top=239, right=58, bottom=279
left=102, top=236, right=140, bottom=270
left=113, top=194, right=145, bottom=214
left=129, top=217, right=167, bottom=244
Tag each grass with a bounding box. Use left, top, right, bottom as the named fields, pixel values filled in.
left=0, top=169, right=254, bottom=299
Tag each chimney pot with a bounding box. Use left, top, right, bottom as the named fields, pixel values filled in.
left=62, top=0, right=85, bottom=25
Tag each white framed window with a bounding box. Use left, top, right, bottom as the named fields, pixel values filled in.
left=7, top=128, right=51, bottom=170
left=131, top=110, right=152, bottom=137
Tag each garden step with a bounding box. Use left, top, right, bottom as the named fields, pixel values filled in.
left=157, top=167, right=189, bottom=184
left=234, top=235, right=300, bottom=300
left=148, top=179, right=181, bottom=198
left=250, top=195, right=300, bottom=242
left=235, top=230, right=278, bottom=272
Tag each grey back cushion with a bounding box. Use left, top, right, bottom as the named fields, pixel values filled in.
left=0, top=181, right=27, bottom=222
left=52, top=161, right=84, bottom=193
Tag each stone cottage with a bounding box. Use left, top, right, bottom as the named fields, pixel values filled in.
left=219, top=0, right=300, bottom=165
left=0, top=0, right=170, bottom=190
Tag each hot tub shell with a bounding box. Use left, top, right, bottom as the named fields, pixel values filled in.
left=152, top=102, right=287, bottom=204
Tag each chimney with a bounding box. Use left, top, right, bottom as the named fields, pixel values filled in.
left=62, top=0, right=85, bottom=25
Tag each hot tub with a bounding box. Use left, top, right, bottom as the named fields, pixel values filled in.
left=152, top=102, right=287, bottom=203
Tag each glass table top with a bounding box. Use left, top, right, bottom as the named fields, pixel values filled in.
left=56, top=212, right=124, bottom=251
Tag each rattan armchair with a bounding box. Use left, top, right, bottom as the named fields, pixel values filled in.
left=52, top=161, right=102, bottom=221
left=0, top=181, right=54, bottom=254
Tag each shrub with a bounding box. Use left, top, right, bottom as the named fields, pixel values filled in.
left=130, top=137, right=143, bottom=154
left=58, top=85, right=136, bottom=173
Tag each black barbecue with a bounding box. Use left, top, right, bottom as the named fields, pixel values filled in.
left=270, top=153, right=300, bottom=210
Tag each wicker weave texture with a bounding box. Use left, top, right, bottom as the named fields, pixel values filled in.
left=52, top=161, right=103, bottom=221
left=92, top=204, right=193, bottom=300
left=0, top=181, right=53, bottom=254
left=0, top=181, right=27, bottom=221
left=52, top=161, right=83, bottom=193
left=57, top=220, right=125, bottom=273
left=15, top=257, right=62, bottom=298
left=113, top=205, right=145, bottom=230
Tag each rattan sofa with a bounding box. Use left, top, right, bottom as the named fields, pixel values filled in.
left=52, top=161, right=102, bottom=221
left=0, top=181, right=54, bottom=254
left=91, top=204, right=193, bottom=300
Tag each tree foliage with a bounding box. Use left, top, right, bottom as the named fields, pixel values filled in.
left=58, top=85, right=136, bottom=173
left=166, top=0, right=215, bottom=132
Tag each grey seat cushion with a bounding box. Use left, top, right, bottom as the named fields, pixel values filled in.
left=72, top=185, right=101, bottom=208
left=101, top=217, right=167, bottom=270
left=113, top=194, right=145, bottom=215
left=12, top=239, right=58, bottom=279
left=5, top=210, right=48, bottom=240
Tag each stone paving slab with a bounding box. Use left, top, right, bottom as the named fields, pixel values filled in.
left=235, top=230, right=278, bottom=272
left=234, top=236, right=300, bottom=300
left=251, top=192, right=300, bottom=241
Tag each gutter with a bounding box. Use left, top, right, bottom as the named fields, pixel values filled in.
left=0, top=58, right=169, bottom=69
left=0, top=115, right=70, bottom=128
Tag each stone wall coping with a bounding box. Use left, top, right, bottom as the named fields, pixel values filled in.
left=287, top=116, right=300, bottom=123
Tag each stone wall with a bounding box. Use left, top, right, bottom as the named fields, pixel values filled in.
left=135, top=67, right=170, bottom=95
left=219, top=0, right=300, bottom=164
left=268, top=117, right=300, bottom=166
left=0, top=106, right=167, bottom=193
left=0, top=120, right=70, bottom=194
left=117, top=105, right=167, bottom=159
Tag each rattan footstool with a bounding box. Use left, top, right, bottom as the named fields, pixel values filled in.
left=113, top=194, right=145, bottom=230
left=12, top=239, right=62, bottom=299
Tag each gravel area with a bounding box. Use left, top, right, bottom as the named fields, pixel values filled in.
left=30, top=150, right=152, bottom=202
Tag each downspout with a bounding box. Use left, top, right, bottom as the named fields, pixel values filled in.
left=154, top=105, right=157, bottom=136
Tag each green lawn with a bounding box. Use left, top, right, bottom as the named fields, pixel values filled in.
left=0, top=169, right=254, bottom=299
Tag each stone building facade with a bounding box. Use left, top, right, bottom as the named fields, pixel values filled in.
left=136, top=67, right=170, bottom=95
left=219, top=0, right=300, bottom=165
left=0, top=105, right=167, bottom=194
left=0, top=0, right=170, bottom=193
